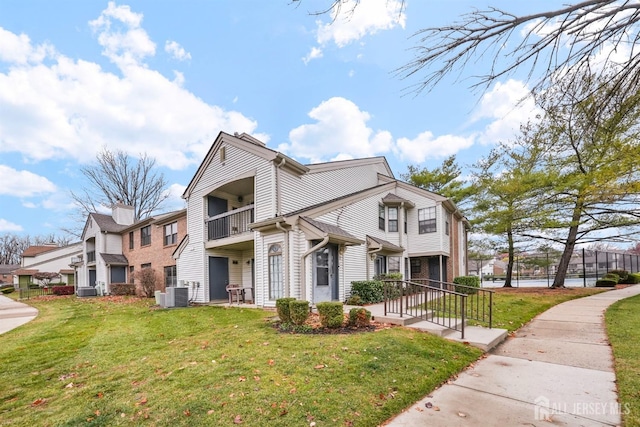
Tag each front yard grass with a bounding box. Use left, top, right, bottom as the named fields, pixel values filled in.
left=0, top=296, right=482, bottom=427
left=606, top=293, right=640, bottom=427
left=489, top=287, right=605, bottom=332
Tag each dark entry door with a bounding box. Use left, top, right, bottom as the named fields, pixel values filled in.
left=428, top=257, right=441, bottom=288
left=313, top=244, right=338, bottom=303
left=89, top=269, right=97, bottom=287
left=208, top=256, right=229, bottom=301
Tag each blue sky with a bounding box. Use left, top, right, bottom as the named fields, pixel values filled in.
left=0, top=0, right=559, bottom=238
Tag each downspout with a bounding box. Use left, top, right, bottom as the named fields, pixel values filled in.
left=275, top=158, right=286, bottom=216
left=275, top=220, right=289, bottom=297
left=301, top=235, right=329, bottom=303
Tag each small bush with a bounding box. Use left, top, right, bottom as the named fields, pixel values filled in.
left=350, top=280, right=384, bottom=303
left=609, top=270, right=629, bottom=281
left=602, top=273, right=620, bottom=283
left=1, top=287, right=14, bottom=294
left=316, top=302, right=344, bottom=328
left=52, top=285, right=74, bottom=295
left=289, top=300, right=310, bottom=325
left=345, top=295, right=364, bottom=306
left=133, top=268, right=159, bottom=297
left=276, top=297, right=296, bottom=323
left=453, top=276, right=480, bottom=295
left=110, top=283, right=136, bottom=296
left=596, top=278, right=618, bottom=287
left=348, top=307, right=371, bottom=327
left=623, top=273, right=640, bottom=284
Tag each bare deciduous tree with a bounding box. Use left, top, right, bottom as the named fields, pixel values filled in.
left=304, top=1, right=640, bottom=102
left=69, top=148, right=168, bottom=235
left=0, top=234, right=72, bottom=265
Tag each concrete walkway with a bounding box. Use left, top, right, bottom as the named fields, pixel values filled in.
left=385, top=285, right=640, bottom=426
left=0, top=295, right=38, bottom=335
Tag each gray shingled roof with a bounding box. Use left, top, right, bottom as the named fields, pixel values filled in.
left=382, top=192, right=411, bottom=204
left=91, top=213, right=130, bottom=233
left=300, top=217, right=361, bottom=242
left=100, top=253, right=128, bottom=265
left=367, top=235, right=404, bottom=252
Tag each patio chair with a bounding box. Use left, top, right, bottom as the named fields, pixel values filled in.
left=226, top=284, right=244, bottom=304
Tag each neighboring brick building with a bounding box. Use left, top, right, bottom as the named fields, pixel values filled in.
left=122, top=209, right=187, bottom=292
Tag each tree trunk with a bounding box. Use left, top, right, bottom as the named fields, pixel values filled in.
left=503, top=229, right=514, bottom=287
left=552, top=201, right=583, bottom=288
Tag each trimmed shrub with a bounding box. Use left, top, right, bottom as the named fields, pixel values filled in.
left=453, top=276, right=480, bottom=295
left=348, top=307, right=371, bottom=327
left=289, top=300, right=310, bottom=325
left=603, top=273, right=620, bottom=283
left=596, top=278, right=618, bottom=287
left=623, top=273, right=640, bottom=284
left=51, top=285, right=74, bottom=295
left=345, top=294, right=364, bottom=306
left=350, top=280, right=384, bottom=304
left=110, top=283, right=136, bottom=296
left=609, top=270, right=629, bottom=281
left=276, top=297, right=296, bottom=323
left=316, top=302, right=344, bottom=328
left=1, top=285, right=14, bottom=294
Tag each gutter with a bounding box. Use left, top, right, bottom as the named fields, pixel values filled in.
left=300, top=235, right=329, bottom=302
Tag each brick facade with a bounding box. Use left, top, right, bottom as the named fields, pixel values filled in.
left=122, top=210, right=186, bottom=292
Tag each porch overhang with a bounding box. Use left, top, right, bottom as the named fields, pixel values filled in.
left=100, top=253, right=128, bottom=266
left=366, top=235, right=404, bottom=254
left=298, top=217, right=364, bottom=246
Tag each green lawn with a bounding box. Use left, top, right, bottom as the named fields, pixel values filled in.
left=0, top=296, right=482, bottom=427
left=606, top=294, right=640, bottom=427
left=489, top=287, right=605, bottom=332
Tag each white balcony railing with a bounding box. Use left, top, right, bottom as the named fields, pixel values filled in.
left=206, top=206, right=254, bottom=241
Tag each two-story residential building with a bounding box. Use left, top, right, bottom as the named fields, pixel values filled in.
left=121, top=209, right=186, bottom=292
left=14, top=243, right=82, bottom=287
left=175, top=131, right=469, bottom=307
left=74, top=204, right=186, bottom=294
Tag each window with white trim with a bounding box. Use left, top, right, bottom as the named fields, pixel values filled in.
left=388, top=207, right=398, bottom=232
left=268, top=243, right=284, bottom=300
left=378, top=204, right=385, bottom=231
left=164, top=222, right=178, bottom=246
left=418, top=207, right=436, bottom=234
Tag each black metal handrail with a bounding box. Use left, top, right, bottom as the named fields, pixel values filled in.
left=382, top=279, right=494, bottom=339
left=410, top=279, right=494, bottom=329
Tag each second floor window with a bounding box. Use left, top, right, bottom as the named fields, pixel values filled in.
left=378, top=205, right=385, bottom=231
left=388, top=207, right=398, bottom=232
left=418, top=207, right=436, bottom=234
left=141, top=226, right=151, bottom=246
left=164, top=222, right=178, bottom=246
left=129, top=231, right=134, bottom=249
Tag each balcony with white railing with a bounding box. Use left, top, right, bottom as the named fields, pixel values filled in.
left=206, top=205, right=254, bottom=243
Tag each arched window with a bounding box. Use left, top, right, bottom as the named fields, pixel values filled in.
left=268, top=243, right=283, bottom=300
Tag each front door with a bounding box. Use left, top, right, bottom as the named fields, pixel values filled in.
left=313, top=244, right=339, bottom=303
left=89, top=269, right=97, bottom=287
left=208, top=256, right=229, bottom=301
left=428, top=257, right=441, bottom=288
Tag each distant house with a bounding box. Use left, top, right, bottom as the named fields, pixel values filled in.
left=14, top=243, right=82, bottom=287
left=73, top=204, right=186, bottom=295
left=175, top=131, right=469, bottom=307
left=0, top=264, right=19, bottom=284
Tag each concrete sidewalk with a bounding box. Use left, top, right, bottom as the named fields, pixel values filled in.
left=0, top=295, right=38, bottom=335
left=385, top=285, right=640, bottom=426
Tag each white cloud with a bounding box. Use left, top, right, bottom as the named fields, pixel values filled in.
left=303, top=46, right=323, bottom=64
left=0, top=165, right=57, bottom=197
left=163, top=183, right=187, bottom=210
left=315, top=0, right=405, bottom=48
left=396, top=132, right=475, bottom=163
left=165, top=40, right=191, bottom=61
left=22, top=202, right=37, bottom=208
left=0, top=219, right=23, bottom=232
left=304, top=0, right=405, bottom=63
left=470, top=79, right=539, bottom=145
left=279, top=97, right=393, bottom=163
left=0, top=4, right=259, bottom=170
